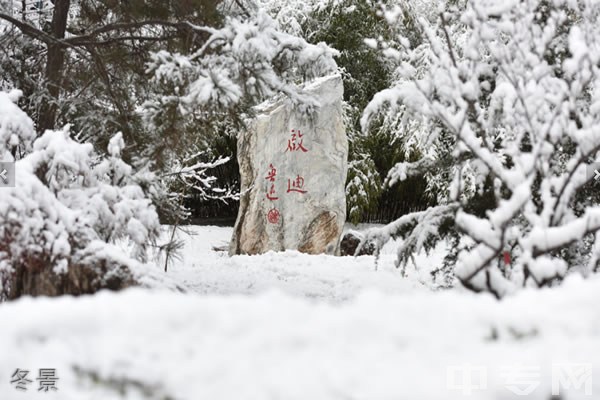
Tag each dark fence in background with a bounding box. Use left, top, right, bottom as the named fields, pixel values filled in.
left=356, top=182, right=433, bottom=224
left=183, top=182, right=432, bottom=226
left=182, top=158, right=240, bottom=226
left=359, top=200, right=430, bottom=224
left=184, top=195, right=239, bottom=226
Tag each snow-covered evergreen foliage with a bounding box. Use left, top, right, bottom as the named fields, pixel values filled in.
left=362, top=0, right=600, bottom=296
left=166, top=153, right=239, bottom=203
left=346, top=156, right=382, bottom=224
left=0, top=90, right=161, bottom=300
left=145, top=11, right=338, bottom=115
left=296, top=0, right=430, bottom=222
left=0, top=89, right=35, bottom=159
left=225, top=0, right=327, bottom=35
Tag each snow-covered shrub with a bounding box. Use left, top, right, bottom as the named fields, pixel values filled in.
left=361, top=0, right=600, bottom=297
left=0, top=90, right=161, bottom=300
left=346, top=156, right=382, bottom=224
left=0, top=89, right=35, bottom=160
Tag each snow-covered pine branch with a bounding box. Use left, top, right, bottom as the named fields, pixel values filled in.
left=165, top=153, right=240, bottom=203
left=223, top=0, right=343, bottom=35
left=346, top=156, right=382, bottom=224
left=357, top=204, right=457, bottom=273
left=363, top=0, right=600, bottom=296
left=145, top=10, right=339, bottom=117
left=0, top=89, right=35, bottom=160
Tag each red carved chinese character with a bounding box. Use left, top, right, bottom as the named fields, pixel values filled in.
left=265, top=163, right=279, bottom=200
left=265, top=163, right=277, bottom=182
left=285, top=129, right=308, bottom=153
left=266, top=183, right=279, bottom=200
left=287, top=175, right=307, bottom=194
left=268, top=208, right=280, bottom=224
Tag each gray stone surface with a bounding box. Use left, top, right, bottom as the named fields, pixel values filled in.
left=230, top=74, right=348, bottom=255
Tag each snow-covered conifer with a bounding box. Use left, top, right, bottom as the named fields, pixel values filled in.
left=0, top=90, right=161, bottom=300
left=361, top=0, right=600, bottom=297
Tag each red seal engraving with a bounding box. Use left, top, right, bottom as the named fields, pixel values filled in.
left=267, top=208, right=280, bottom=224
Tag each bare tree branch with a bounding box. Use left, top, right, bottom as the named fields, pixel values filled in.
left=0, top=13, right=215, bottom=49
left=0, top=12, right=68, bottom=46
left=64, top=20, right=216, bottom=46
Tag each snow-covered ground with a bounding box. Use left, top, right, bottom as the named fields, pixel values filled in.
left=154, top=225, right=443, bottom=301
left=1, top=226, right=599, bottom=399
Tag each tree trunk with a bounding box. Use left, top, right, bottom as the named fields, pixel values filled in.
left=37, top=0, right=70, bottom=134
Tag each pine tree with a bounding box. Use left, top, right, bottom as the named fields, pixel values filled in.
left=361, top=0, right=600, bottom=296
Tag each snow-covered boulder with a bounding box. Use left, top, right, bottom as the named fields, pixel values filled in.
left=230, top=74, right=348, bottom=255
left=340, top=232, right=377, bottom=256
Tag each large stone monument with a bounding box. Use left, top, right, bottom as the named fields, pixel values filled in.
left=229, top=74, right=348, bottom=255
